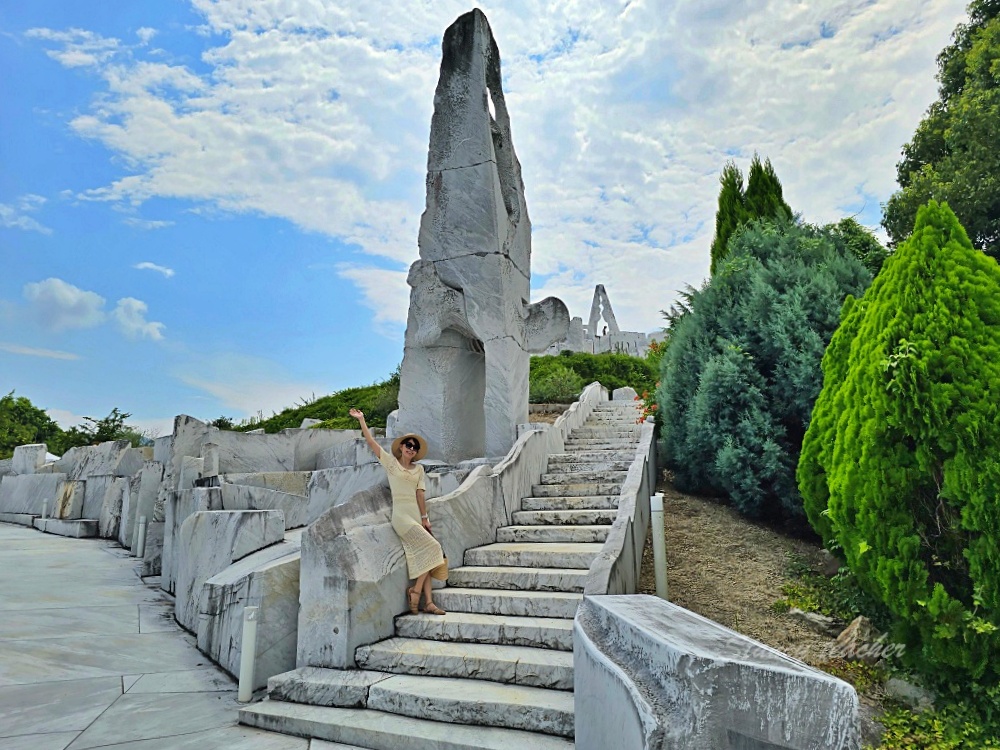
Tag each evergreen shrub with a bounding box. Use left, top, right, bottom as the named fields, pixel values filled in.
left=798, top=201, right=1000, bottom=682
left=657, top=220, right=871, bottom=520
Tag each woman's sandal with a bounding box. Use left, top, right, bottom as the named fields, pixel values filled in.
left=422, top=602, right=446, bottom=616
left=407, top=587, right=420, bottom=615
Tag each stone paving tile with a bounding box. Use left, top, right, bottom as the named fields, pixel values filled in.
left=0, top=675, right=121, bottom=737
left=0, top=731, right=82, bottom=750
left=65, top=691, right=241, bottom=749
left=126, top=668, right=235, bottom=694
left=0, top=522, right=308, bottom=750
left=0, top=604, right=141, bottom=641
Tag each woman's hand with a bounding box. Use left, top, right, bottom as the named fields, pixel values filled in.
left=422, top=517, right=432, bottom=532
left=349, top=408, right=364, bottom=421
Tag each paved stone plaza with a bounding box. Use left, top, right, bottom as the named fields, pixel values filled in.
left=0, top=522, right=348, bottom=750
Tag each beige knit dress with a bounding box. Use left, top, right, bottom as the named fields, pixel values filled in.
left=378, top=450, right=446, bottom=579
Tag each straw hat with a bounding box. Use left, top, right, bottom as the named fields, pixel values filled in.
left=391, top=433, right=428, bottom=461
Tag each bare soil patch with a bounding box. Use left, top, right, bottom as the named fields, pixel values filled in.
left=639, top=478, right=835, bottom=665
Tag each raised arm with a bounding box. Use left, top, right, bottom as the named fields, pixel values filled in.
left=348, top=408, right=382, bottom=458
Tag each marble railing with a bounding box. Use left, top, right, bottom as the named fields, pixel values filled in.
left=584, top=415, right=656, bottom=597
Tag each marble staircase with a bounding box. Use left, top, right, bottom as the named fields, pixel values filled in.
left=240, top=401, right=643, bottom=749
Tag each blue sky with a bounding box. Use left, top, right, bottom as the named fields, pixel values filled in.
left=0, top=0, right=968, bottom=438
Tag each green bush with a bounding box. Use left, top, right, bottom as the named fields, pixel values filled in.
left=657, top=220, right=871, bottom=520
left=528, top=363, right=585, bottom=404
left=237, top=369, right=400, bottom=432
left=530, top=350, right=656, bottom=399
left=798, top=201, right=1000, bottom=683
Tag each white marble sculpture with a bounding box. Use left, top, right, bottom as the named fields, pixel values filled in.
left=395, top=9, right=569, bottom=463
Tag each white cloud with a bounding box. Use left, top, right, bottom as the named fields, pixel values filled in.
left=0, top=342, right=80, bottom=360
left=25, top=27, right=120, bottom=67
left=23, top=278, right=107, bottom=331
left=133, top=261, right=176, bottom=277
left=123, top=217, right=174, bottom=229
left=0, top=194, right=52, bottom=234
left=28, top=0, right=969, bottom=332
left=113, top=297, right=166, bottom=340
left=136, top=27, right=158, bottom=45
left=336, top=264, right=409, bottom=334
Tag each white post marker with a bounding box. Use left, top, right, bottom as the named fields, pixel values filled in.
left=237, top=606, right=260, bottom=702
left=136, top=516, right=147, bottom=559
left=41, top=499, right=48, bottom=520
left=650, top=492, right=668, bottom=600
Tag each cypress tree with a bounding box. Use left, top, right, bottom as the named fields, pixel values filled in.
left=709, top=162, right=747, bottom=275
left=745, top=155, right=792, bottom=223
left=798, top=200, right=1000, bottom=681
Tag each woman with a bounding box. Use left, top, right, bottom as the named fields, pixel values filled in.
left=348, top=408, right=447, bottom=615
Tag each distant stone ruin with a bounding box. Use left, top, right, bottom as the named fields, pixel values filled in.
left=548, top=284, right=651, bottom=356
left=395, top=9, right=569, bottom=463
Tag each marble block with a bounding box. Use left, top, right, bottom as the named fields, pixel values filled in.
left=174, top=509, right=285, bottom=632
left=12, top=444, right=47, bottom=475
left=142, top=521, right=164, bottom=576
left=54, top=441, right=131, bottom=481
left=98, top=477, right=127, bottom=539
left=83, top=475, right=115, bottom=520
left=113, top=447, right=146, bottom=477
left=163, top=487, right=223, bottom=594
left=0, top=473, right=73, bottom=517
left=574, top=596, right=860, bottom=750
left=198, top=534, right=302, bottom=690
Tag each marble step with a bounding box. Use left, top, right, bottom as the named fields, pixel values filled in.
left=464, top=542, right=603, bottom=569
left=355, top=638, right=574, bottom=689
left=520, top=495, right=619, bottom=511
left=547, top=451, right=635, bottom=463
left=569, top=429, right=640, bottom=439
left=240, top=700, right=575, bottom=750
left=368, top=674, right=575, bottom=738
left=539, top=470, right=629, bottom=484
left=395, top=610, right=574, bottom=650
left=447, top=565, right=588, bottom=592
left=530, top=482, right=623, bottom=497
left=544, top=460, right=633, bottom=473
left=496, top=525, right=610, bottom=544
left=512, top=509, right=618, bottom=526
left=562, top=440, right=638, bottom=450
left=269, top=666, right=390, bottom=709
left=433, top=588, right=583, bottom=618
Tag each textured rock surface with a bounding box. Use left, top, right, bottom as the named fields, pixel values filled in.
left=12, top=444, right=47, bottom=475
left=174, top=510, right=285, bottom=632
left=163, top=487, right=222, bottom=594
left=574, top=596, right=860, bottom=750
left=98, top=477, right=127, bottom=539
left=0, top=473, right=74, bottom=517
left=198, top=532, right=302, bottom=690
left=55, top=441, right=131, bottom=481
left=395, top=9, right=568, bottom=463
left=142, top=521, right=164, bottom=576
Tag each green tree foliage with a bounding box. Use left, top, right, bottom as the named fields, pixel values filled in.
left=528, top=363, right=585, bottom=404
left=0, top=391, right=63, bottom=459
left=883, top=0, right=1000, bottom=258
left=798, top=201, right=1000, bottom=682
left=824, top=217, right=890, bottom=276
left=529, top=351, right=657, bottom=402
left=658, top=220, right=871, bottom=520
left=709, top=155, right=793, bottom=274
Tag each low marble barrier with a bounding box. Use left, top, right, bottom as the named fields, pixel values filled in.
left=584, top=417, right=656, bottom=596
left=174, top=509, right=286, bottom=631
left=574, top=596, right=860, bottom=750
left=198, top=531, right=303, bottom=690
